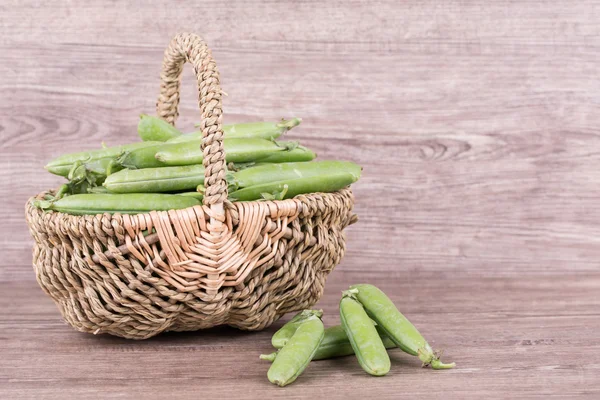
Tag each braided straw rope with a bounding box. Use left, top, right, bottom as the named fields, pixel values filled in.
left=25, top=33, right=357, bottom=339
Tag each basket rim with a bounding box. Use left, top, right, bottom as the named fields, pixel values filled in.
left=27, top=186, right=354, bottom=218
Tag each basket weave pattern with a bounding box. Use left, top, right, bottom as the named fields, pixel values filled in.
left=24, top=33, right=356, bottom=339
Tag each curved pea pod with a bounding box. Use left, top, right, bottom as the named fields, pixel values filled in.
left=254, top=145, right=316, bottom=164
left=265, top=314, right=324, bottom=387
left=167, top=117, right=302, bottom=143
left=350, top=284, right=455, bottom=370
left=340, top=290, right=391, bottom=376
left=103, top=165, right=205, bottom=193
left=138, top=114, right=182, bottom=141
left=45, top=141, right=162, bottom=177
left=229, top=171, right=360, bottom=202
left=232, top=161, right=361, bottom=190
left=154, top=138, right=289, bottom=167
left=32, top=193, right=200, bottom=215
left=271, top=309, right=323, bottom=349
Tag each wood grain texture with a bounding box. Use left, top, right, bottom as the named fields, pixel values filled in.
left=2, top=271, right=600, bottom=399
left=1, top=0, right=600, bottom=398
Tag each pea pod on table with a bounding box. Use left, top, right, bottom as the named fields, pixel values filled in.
left=118, top=138, right=291, bottom=169
left=271, top=309, right=324, bottom=349
left=350, top=284, right=455, bottom=369
left=263, top=314, right=324, bottom=387
left=264, top=324, right=396, bottom=361
left=340, top=289, right=391, bottom=376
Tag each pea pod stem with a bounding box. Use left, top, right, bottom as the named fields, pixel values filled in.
left=232, top=161, right=360, bottom=190
left=229, top=172, right=358, bottom=201
left=430, top=358, right=456, bottom=370
left=259, top=352, right=278, bottom=362
left=275, top=117, right=302, bottom=131
left=120, top=138, right=288, bottom=168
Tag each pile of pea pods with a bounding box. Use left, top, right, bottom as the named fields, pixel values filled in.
left=260, top=284, right=455, bottom=387
left=37, top=115, right=362, bottom=215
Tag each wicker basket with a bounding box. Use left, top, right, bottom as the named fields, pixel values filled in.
left=24, top=33, right=357, bottom=339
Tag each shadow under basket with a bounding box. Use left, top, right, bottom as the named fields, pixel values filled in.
left=24, top=33, right=357, bottom=340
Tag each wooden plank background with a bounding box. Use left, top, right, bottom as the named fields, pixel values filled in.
left=1, top=1, right=600, bottom=398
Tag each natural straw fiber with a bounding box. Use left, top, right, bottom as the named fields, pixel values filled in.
left=25, top=33, right=357, bottom=339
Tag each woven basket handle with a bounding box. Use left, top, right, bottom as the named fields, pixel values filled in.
left=156, top=33, right=227, bottom=215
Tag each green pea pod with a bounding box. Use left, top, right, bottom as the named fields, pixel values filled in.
left=32, top=193, right=200, bottom=215
left=340, top=290, right=391, bottom=376
left=117, top=143, right=168, bottom=169
left=176, top=191, right=204, bottom=200
left=263, top=324, right=395, bottom=361
left=254, top=145, right=316, bottom=164
left=138, top=114, right=182, bottom=141
left=229, top=171, right=359, bottom=202
left=87, top=186, right=111, bottom=194
left=46, top=141, right=162, bottom=177
left=271, top=309, right=324, bottom=348
left=350, top=284, right=455, bottom=370
left=154, top=138, right=289, bottom=167
left=313, top=324, right=395, bottom=360
left=265, top=314, right=324, bottom=387
left=232, top=161, right=361, bottom=190
left=167, top=117, right=302, bottom=143
left=103, top=165, right=205, bottom=193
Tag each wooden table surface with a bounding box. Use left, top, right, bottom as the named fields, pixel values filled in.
left=1, top=1, right=600, bottom=398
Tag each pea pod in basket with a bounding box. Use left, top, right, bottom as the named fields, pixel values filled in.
left=167, top=117, right=302, bottom=143
left=33, top=193, right=201, bottom=215
left=45, top=141, right=161, bottom=177
left=119, top=138, right=293, bottom=169
left=138, top=114, right=182, bottom=142
left=103, top=165, right=206, bottom=193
